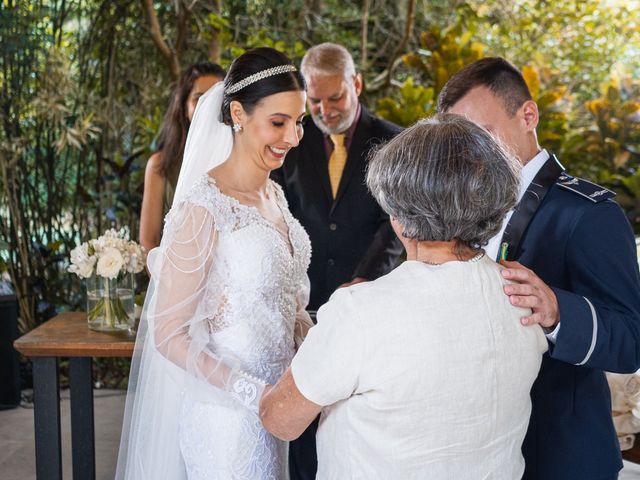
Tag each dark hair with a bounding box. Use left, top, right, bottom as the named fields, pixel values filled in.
left=367, top=113, right=520, bottom=253
left=437, top=57, right=532, bottom=117
left=221, top=48, right=306, bottom=126
left=155, top=61, right=226, bottom=177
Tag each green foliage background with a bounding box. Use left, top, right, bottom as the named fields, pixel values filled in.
left=1, top=0, right=639, bottom=333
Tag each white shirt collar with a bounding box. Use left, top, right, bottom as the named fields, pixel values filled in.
left=518, top=149, right=550, bottom=201
left=484, top=149, right=550, bottom=261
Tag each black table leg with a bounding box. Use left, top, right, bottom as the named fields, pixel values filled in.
left=69, top=357, right=95, bottom=480
left=32, top=357, right=62, bottom=480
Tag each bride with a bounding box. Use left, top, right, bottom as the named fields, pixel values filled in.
left=116, top=48, right=312, bottom=479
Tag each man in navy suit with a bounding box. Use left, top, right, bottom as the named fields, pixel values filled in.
left=438, top=57, right=640, bottom=479
left=272, top=43, right=403, bottom=479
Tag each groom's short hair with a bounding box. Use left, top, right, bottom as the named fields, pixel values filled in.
left=301, top=43, right=356, bottom=79
left=437, top=57, right=532, bottom=117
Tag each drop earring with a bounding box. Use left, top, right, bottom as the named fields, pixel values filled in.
left=233, top=123, right=243, bottom=133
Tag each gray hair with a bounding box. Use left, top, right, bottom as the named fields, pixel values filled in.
left=300, top=43, right=356, bottom=79
left=366, top=114, right=521, bottom=249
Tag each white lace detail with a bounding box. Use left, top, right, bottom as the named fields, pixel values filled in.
left=165, top=174, right=311, bottom=478
left=230, top=373, right=260, bottom=410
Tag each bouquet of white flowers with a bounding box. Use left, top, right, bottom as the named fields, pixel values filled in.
left=68, top=229, right=146, bottom=331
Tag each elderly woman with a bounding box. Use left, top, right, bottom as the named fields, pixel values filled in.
left=260, top=114, right=548, bottom=479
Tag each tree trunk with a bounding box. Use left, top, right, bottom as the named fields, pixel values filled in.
left=141, top=0, right=181, bottom=80
left=209, top=0, right=223, bottom=63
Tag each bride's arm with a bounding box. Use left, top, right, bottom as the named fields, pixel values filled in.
left=148, top=202, right=265, bottom=411
left=294, top=275, right=313, bottom=349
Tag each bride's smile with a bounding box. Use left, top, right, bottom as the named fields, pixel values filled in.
left=229, top=89, right=306, bottom=172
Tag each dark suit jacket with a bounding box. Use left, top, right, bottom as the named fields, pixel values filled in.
left=500, top=155, right=640, bottom=480
left=271, top=107, right=403, bottom=310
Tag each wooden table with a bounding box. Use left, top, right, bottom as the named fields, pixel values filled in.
left=624, top=437, right=640, bottom=464
left=13, top=312, right=134, bottom=480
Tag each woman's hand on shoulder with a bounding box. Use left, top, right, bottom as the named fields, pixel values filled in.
left=500, top=260, right=560, bottom=329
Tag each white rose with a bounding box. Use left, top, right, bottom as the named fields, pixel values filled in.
left=73, top=260, right=96, bottom=278
left=90, top=238, right=103, bottom=254
left=68, top=243, right=96, bottom=279
left=96, top=247, right=124, bottom=279
left=124, top=242, right=146, bottom=274
left=70, top=243, right=88, bottom=263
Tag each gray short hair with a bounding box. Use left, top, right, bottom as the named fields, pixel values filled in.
left=366, top=114, right=521, bottom=249
left=300, top=43, right=356, bottom=79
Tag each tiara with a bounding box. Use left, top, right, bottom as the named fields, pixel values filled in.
left=225, top=65, right=298, bottom=94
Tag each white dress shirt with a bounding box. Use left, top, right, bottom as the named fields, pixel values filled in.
left=485, top=149, right=550, bottom=260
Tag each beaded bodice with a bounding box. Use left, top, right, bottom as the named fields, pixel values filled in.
left=169, top=174, right=311, bottom=383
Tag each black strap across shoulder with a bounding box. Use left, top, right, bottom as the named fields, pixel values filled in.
left=499, top=154, right=564, bottom=261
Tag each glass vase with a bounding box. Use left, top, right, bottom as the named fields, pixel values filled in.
left=85, top=274, right=134, bottom=332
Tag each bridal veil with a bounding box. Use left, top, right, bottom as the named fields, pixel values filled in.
left=115, top=83, right=265, bottom=479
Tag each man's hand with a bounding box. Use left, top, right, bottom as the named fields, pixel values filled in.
left=500, top=260, right=560, bottom=329
left=338, top=277, right=367, bottom=289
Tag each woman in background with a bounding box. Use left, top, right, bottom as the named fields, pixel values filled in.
left=139, top=61, right=225, bottom=251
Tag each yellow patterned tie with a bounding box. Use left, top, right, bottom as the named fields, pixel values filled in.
left=328, top=133, right=347, bottom=198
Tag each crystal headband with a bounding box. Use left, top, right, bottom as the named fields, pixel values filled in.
left=225, top=65, right=298, bottom=94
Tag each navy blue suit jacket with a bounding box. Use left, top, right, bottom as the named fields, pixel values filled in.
left=271, top=108, right=403, bottom=310
left=502, top=156, right=640, bottom=479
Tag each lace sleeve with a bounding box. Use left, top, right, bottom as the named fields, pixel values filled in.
left=293, top=275, right=313, bottom=350
left=147, top=201, right=265, bottom=412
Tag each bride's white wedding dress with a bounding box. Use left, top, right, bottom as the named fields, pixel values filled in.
left=116, top=173, right=311, bottom=480
left=176, top=175, right=311, bottom=479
